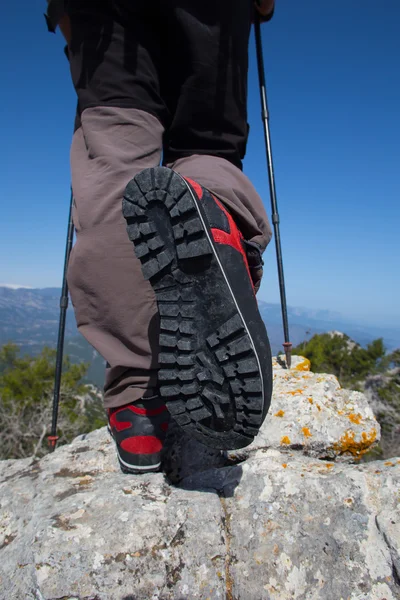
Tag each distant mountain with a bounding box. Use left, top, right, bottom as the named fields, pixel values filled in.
left=0, top=286, right=399, bottom=388
left=258, top=301, right=400, bottom=354
left=0, top=287, right=105, bottom=386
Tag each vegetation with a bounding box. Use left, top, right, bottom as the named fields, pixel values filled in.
left=1, top=332, right=398, bottom=461
left=292, top=332, right=386, bottom=388
left=0, top=343, right=106, bottom=460
left=293, top=333, right=400, bottom=458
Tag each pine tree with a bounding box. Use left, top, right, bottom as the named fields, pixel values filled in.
left=0, top=343, right=106, bottom=460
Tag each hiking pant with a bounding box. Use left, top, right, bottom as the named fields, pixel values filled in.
left=65, top=0, right=272, bottom=408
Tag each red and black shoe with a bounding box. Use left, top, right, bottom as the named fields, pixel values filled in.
left=108, top=396, right=170, bottom=474
left=122, top=167, right=272, bottom=450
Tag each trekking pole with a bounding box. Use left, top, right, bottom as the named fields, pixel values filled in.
left=48, top=190, right=75, bottom=451
left=254, top=13, right=292, bottom=368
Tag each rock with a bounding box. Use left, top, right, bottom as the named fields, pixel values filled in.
left=0, top=358, right=396, bottom=600
left=182, top=451, right=400, bottom=600
left=364, top=369, right=400, bottom=459
left=228, top=355, right=380, bottom=463
left=1, top=429, right=399, bottom=600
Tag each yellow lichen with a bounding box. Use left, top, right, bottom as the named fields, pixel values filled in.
left=332, top=428, right=377, bottom=459
left=294, top=358, right=311, bottom=372
left=302, top=427, right=312, bottom=438
left=281, top=436, right=291, bottom=445
left=348, top=413, right=363, bottom=425
left=274, top=410, right=285, bottom=417
left=316, top=404, right=321, bottom=411
left=384, top=461, right=394, bottom=467
left=287, top=389, right=304, bottom=396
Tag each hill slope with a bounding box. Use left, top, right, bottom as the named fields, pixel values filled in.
left=1, top=286, right=399, bottom=387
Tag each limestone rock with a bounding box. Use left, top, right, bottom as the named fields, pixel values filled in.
left=0, top=428, right=399, bottom=600
left=182, top=451, right=400, bottom=600
left=0, top=359, right=394, bottom=600
left=227, top=355, right=380, bottom=463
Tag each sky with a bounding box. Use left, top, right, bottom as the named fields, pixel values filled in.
left=0, top=1, right=399, bottom=327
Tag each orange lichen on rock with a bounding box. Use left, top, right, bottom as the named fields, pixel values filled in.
left=302, top=427, right=312, bottom=438
left=332, top=428, right=377, bottom=459
left=281, top=436, right=291, bottom=445
left=274, top=410, right=285, bottom=417
left=316, top=404, right=321, bottom=411
left=326, top=463, right=334, bottom=469
left=348, top=413, right=363, bottom=425
left=308, top=398, right=313, bottom=404
left=282, top=463, right=288, bottom=468
left=287, top=389, right=304, bottom=396
left=361, top=430, right=377, bottom=443
left=294, top=358, right=311, bottom=372
left=384, top=461, right=394, bottom=467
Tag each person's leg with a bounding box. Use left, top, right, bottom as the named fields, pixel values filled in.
left=161, top=0, right=272, bottom=288
left=119, top=0, right=273, bottom=449
left=166, top=154, right=271, bottom=291
left=65, top=0, right=168, bottom=409
left=69, top=108, right=163, bottom=408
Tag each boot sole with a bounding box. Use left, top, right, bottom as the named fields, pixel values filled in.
left=122, top=167, right=272, bottom=450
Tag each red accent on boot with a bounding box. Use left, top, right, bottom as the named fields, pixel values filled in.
left=210, top=195, right=253, bottom=289
left=184, top=177, right=204, bottom=200
left=128, top=404, right=167, bottom=417
left=120, top=436, right=163, bottom=455
left=109, top=411, right=131, bottom=433
left=183, top=177, right=254, bottom=290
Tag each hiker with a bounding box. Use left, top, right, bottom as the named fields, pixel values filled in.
left=45, top=0, right=275, bottom=474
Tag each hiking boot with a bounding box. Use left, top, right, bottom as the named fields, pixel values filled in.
left=122, top=167, right=272, bottom=450
left=108, top=396, right=170, bottom=474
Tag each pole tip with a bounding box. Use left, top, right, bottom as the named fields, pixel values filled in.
left=47, top=435, right=59, bottom=451
left=282, top=342, right=293, bottom=369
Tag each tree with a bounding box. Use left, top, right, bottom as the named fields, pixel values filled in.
left=365, top=348, right=400, bottom=458
left=292, top=333, right=385, bottom=388
left=0, top=343, right=106, bottom=460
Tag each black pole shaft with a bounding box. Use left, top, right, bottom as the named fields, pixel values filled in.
left=49, top=191, right=75, bottom=450
left=254, top=16, right=292, bottom=367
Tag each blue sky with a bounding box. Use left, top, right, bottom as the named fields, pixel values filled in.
left=0, top=1, right=399, bottom=327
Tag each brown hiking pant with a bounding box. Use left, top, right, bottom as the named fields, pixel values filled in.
left=65, top=1, right=272, bottom=408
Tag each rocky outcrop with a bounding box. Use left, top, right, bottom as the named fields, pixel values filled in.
left=364, top=367, right=400, bottom=459
left=1, top=358, right=399, bottom=600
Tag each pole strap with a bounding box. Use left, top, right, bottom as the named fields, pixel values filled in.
left=44, top=0, right=65, bottom=33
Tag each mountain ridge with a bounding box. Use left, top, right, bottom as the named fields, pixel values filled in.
left=1, top=286, right=399, bottom=387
